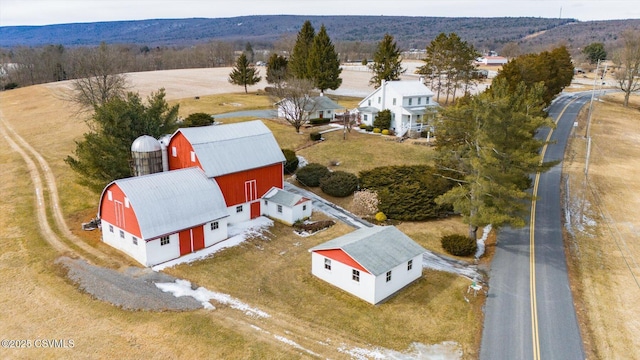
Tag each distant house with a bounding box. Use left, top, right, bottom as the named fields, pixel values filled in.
left=309, top=226, right=426, bottom=305
left=99, top=168, right=229, bottom=267
left=167, top=120, right=286, bottom=223
left=475, top=56, right=508, bottom=66
left=277, top=95, right=344, bottom=121
left=357, top=79, right=437, bottom=137
left=262, top=187, right=312, bottom=225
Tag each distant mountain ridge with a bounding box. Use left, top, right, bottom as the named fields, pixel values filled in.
left=1, top=15, right=638, bottom=51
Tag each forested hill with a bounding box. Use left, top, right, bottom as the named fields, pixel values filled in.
left=2, top=15, right=638, bottom=52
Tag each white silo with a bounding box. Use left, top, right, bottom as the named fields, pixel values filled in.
left=131, top=135, right=164, bottom=176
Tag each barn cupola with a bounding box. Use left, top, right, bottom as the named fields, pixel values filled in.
left=131, top=135, right=164, bottom=176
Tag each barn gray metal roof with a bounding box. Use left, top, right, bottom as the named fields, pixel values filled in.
left=112, top=167, right=228, bottom=240
left=176, top=120, right=285, bottom=177
left=309, top=226, right=426, bottom=276
left=262, top=187, right=309, bottom=207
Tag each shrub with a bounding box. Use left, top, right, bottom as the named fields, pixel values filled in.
left=3, top=82, right=19, bottom=90
left=365, top=125, right=373, bottom=132
left=359, top=123, right=367, bottom=129
left=373, top=128, right=381, bottom=133
left=351, top=190, right=379, bottom=216
left=361, top=59, right=368, bottom=66
left=296, top=163, right=330, bottom=187
left=294, top=220, right=335, bottom=233
left=309, top=117, right=331, bottom=125
left=310, top=132, right=322, bottom=141
left=441, top=234, right=477, bottom=257
left=281, top=148, right=299, bottom=174
left=375, top=212, right=387, bottom=222
left=359, top=165, right=454, bottom=220
left=373, top=109, right=392, bottom=130
left=320, top=171, right=359, bottom=197
left=381, top=129, right=390, bottom=135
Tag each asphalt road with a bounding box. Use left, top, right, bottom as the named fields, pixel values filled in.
left=480, top=92, right=590, bottom=360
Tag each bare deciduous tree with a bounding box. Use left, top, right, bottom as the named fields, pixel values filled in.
left=271, top=77, right=317, bottom=133
left=613, top=29, right=640, bottom=107
left=67, top=43, right=129, bottom=110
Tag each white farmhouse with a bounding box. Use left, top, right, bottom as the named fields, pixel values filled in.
left=357, top=79, right=437, bottom=137
left=309, top=226, right=426, bottom=305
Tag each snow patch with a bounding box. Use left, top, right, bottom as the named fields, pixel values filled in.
left=338, top=341, right=462, bottom=360
left=475, top=224, right=492, bottom=259
left=155, top=279, right=270, bottom=318
left=152, top=217, right=273, bottom=271
left=274, top=335, right=321, bottom=357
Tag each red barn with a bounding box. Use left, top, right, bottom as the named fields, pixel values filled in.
left=167, top=120, right=285, bottom=223
left=98, top=168, right=229, bottom=267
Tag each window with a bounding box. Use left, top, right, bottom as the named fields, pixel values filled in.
left=418, top=97, right=422, bottom=105
left=386, top=271, right=392, bottom=282
left=277, top=204, right=282, bottom=213
left=236, top=205, right=243, bottom=213
left=160, top=236, right=170, bottom=246
left=211, top=221, right=219, bottom=230
left=124, top=197, right=130, bottom=208
left=171, top=146, right=177, bottom=157
left=303, top=205, right=307, bottom=211
left=368, top=100, right=371, bottom=106
left=408, top=98, right=413, bottom=105
left=407, top=259, right=413, bottom=271
left=378, top=97, right=381, bottom=104
left=132, top=236, right=138, bottom=245
left=264, top=200, right=268, bottom=205
left=364, top=114, right=368, bottom=121
left=190, top=151, right=196, bottom=162
left=324, top=258, right=331, bottom=270
left=107, top=190, right=113, bottom=201
left=119, top=230, right=124, bottom=239
left=352, top=269, right=360, bottom=282
left=393, top=98, right=396, bottom=105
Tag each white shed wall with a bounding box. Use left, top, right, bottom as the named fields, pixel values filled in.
left=372, top=254, right=423, bottom=303
left=145, top=233, right=181, bottom=266
left=311, top=252, right=376, bottom=304
left=204, top=219, right=228, bottom=247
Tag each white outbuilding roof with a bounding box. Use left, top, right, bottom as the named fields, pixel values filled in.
left=309, top=226, right=426, bottom=276
left=105, top=167, right=228, bottom=240
left=175, top=120, right=285, bottom=177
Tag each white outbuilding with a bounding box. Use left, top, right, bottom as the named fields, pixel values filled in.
left=262, top=187, right=312, bottom=225
left=309, top=226, right=426, bottom=305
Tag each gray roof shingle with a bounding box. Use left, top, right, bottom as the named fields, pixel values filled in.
left=309, top=226, right=426, bottom=276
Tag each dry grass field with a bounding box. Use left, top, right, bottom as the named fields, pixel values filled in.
left=0, top=67, right=483, bottom=359
left=563, top=92, right=640, bottom=359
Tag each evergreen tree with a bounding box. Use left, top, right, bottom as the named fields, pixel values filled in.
left=368, top=33, right=406, bottom=88
left=494, top=46, right=573, bottom=106
left=65, top=89, right=180, bottom=192
left=582, top=42, right=607, bottom=64
left=183, top=112, right=215, bottom=127
left=289, top=20, right=315, bottom=80
left=266, top=53, right=288, bottom=85
left=435, top=79, right=555, bottom=240
left=228, top=53, right=261, bottom=94
left=307, top=25, right=342, bottom=94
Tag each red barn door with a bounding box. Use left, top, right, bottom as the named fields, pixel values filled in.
left=179, top=230, right=191, bottom=255
left=192, top=226, right=205, bottom=251
left=251, top=201, right=260, bottom=219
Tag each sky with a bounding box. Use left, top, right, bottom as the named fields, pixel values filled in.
left=1, top=0, right=638, bottom=26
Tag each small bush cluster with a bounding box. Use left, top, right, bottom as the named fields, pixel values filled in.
left=296, top=163, right=330, bottom=187
left=309, top=118, right=331, bottom=125
left=441, top=234, right=477, bottom=257
left=281, top=148, right=299, bottom=174
left=373, top=128, right=381, bottom=133
left=359, top=123, right=367, bottom=129
left=294, top=220, right=336, bottom=233
left=381, top=129, right=390, bottom=135
left=320, top=171, right=359, bottom=197
left=310, top=132, right=322, bottom=141
left=365, top=125, right=373, bottom=132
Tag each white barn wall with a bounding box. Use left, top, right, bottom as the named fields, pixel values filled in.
left=225, top=202, right=252, bottom=224
left=145, top=233, right=181, bottom=266
left=293, top=202, right=312, bottom=222
left=204, top=219, right=228, bottom=247
left=102, top=219, right=149, bottom=266
left=311, top=252, right=376, bottom=304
